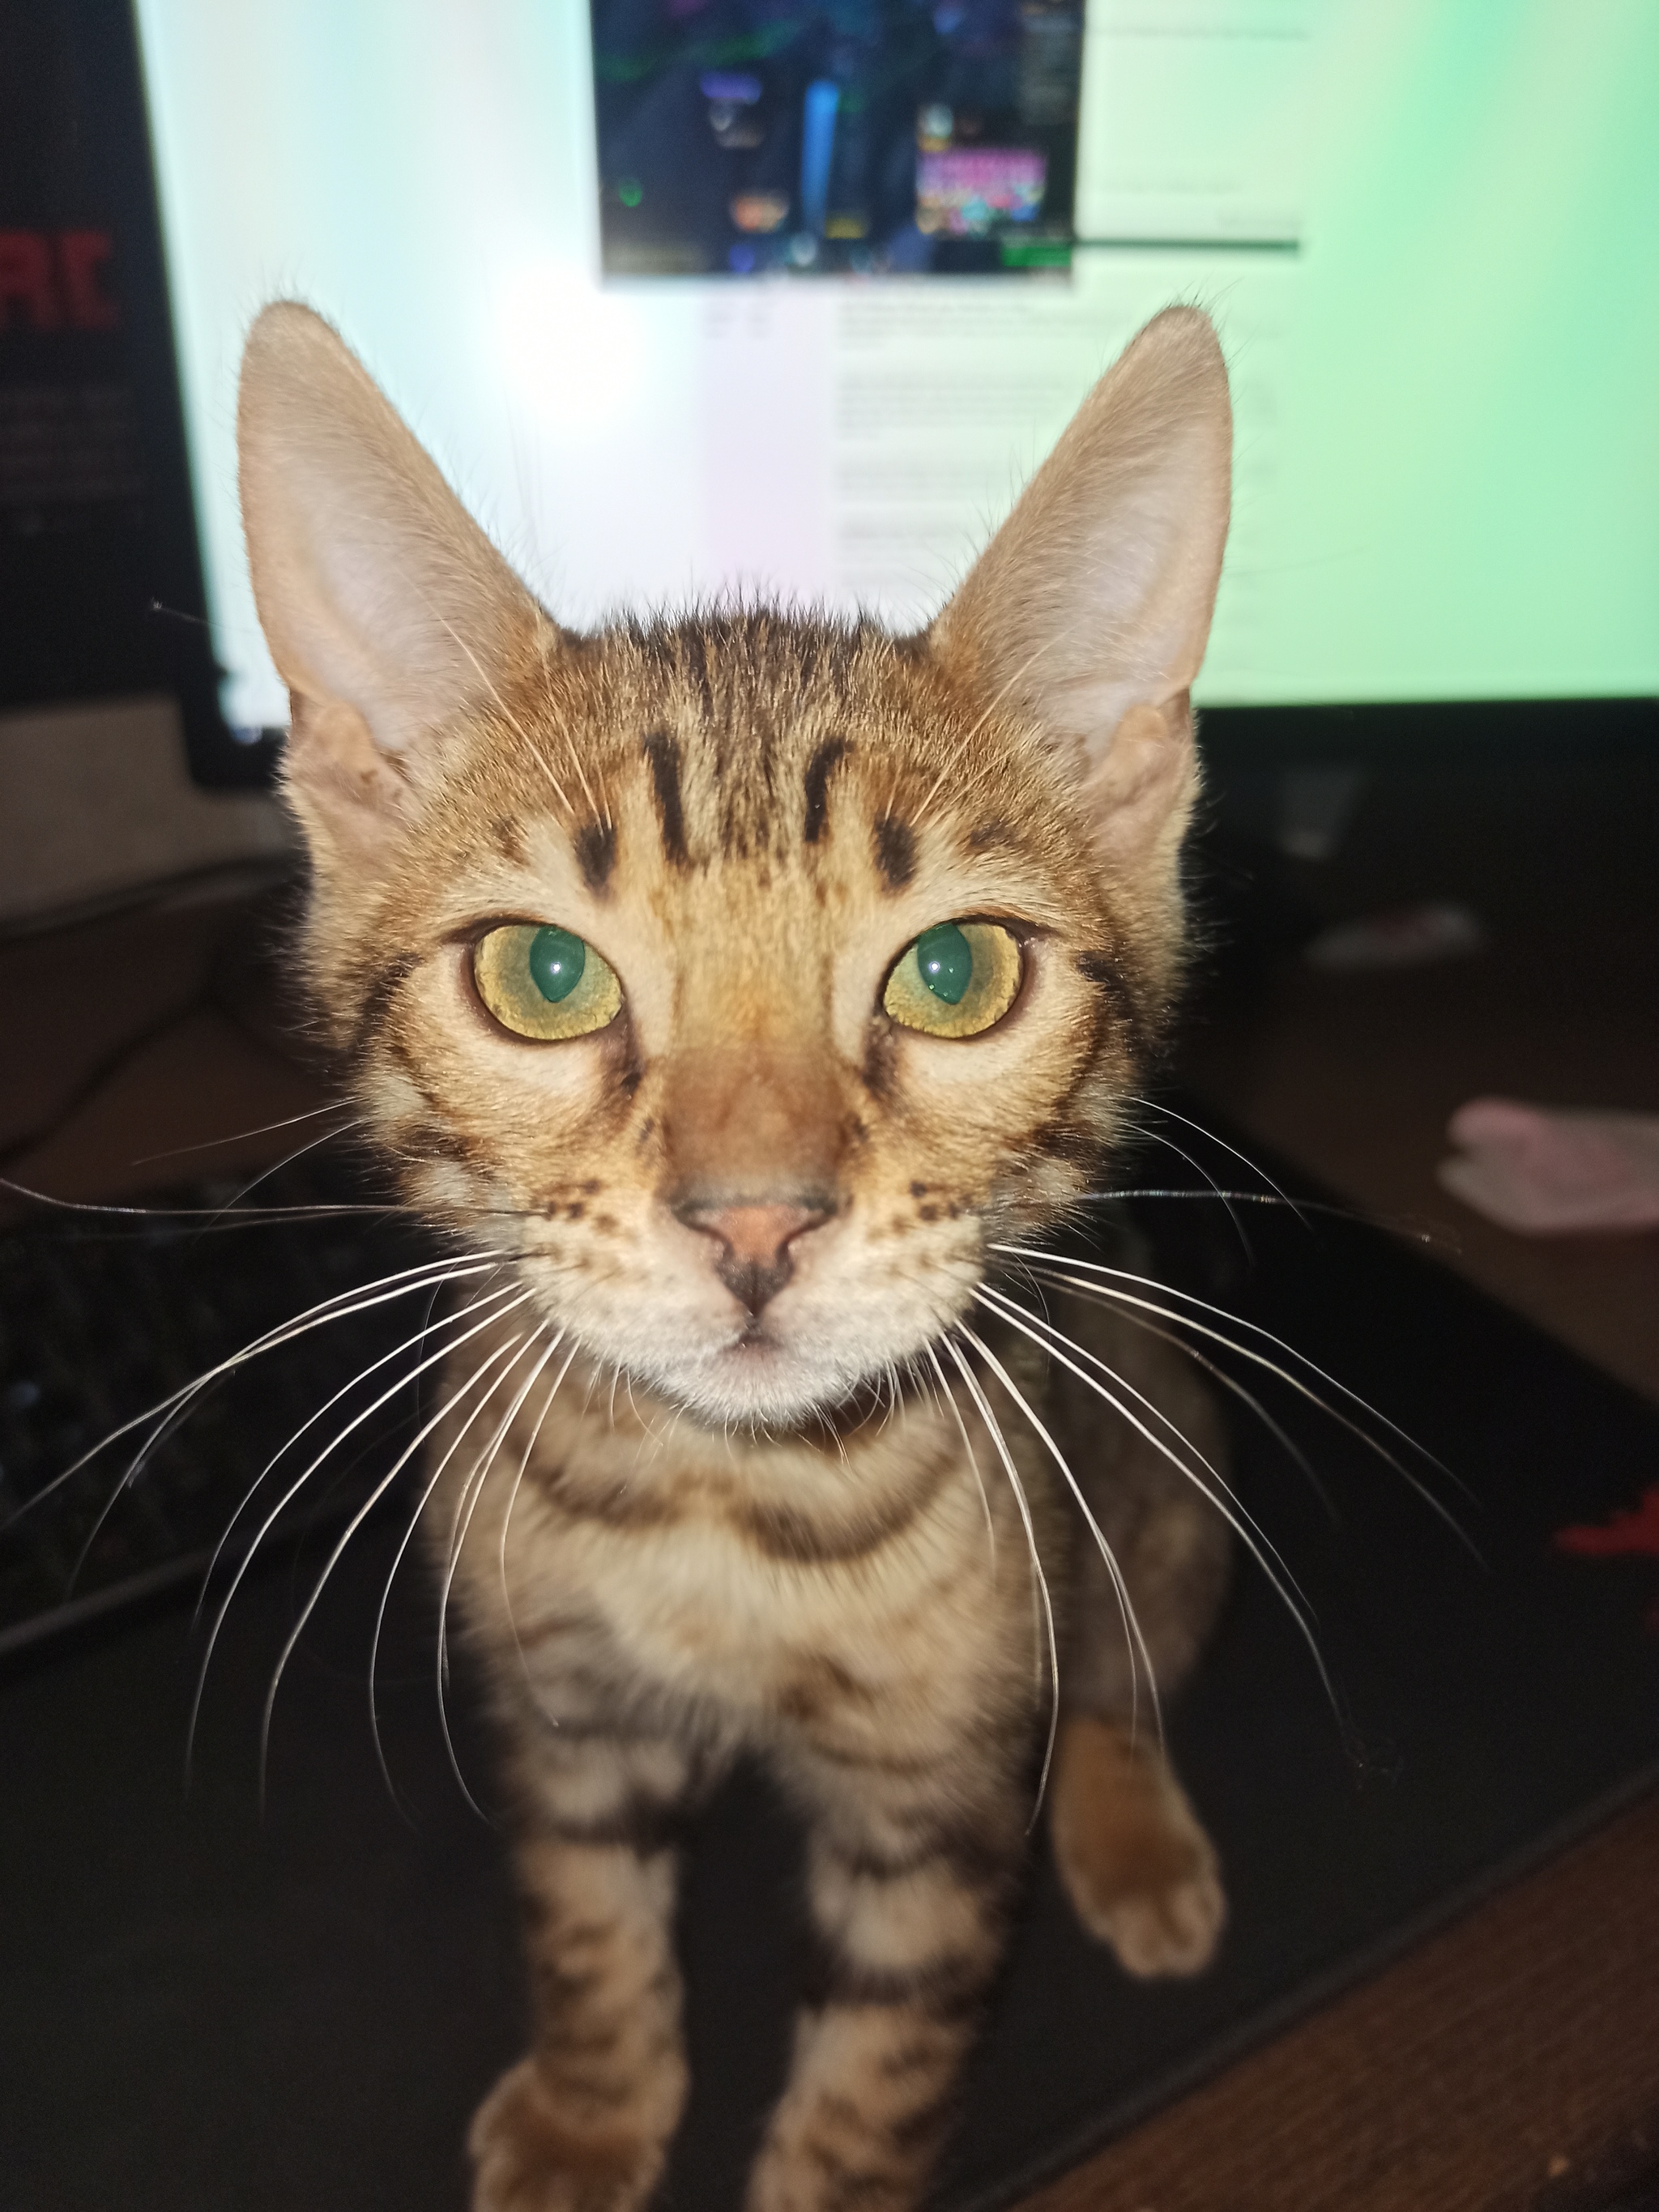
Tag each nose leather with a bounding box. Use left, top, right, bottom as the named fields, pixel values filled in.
left=676, top=1200, right=830, bottom=1318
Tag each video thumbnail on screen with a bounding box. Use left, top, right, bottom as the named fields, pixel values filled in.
left=591, top=0, right=1082, bottom=276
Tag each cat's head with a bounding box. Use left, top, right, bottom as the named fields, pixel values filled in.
left=237, top=303, right=1230, bottom=1430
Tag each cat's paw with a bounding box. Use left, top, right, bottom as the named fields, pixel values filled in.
left=469, top=2060, right=664, bottom=2212
left=1049, top=1713, right=1226, bottom=1979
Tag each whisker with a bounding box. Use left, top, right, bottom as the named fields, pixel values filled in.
left=186, top=1280, right=524, bottom=1775
left=975, top=1283, right=1306, bottom=1596
left=924, top=1343, right=996, bottom=1579
left=0, top=1174, right=420, bottom=1226
left=1079, top=1187, right=1431, bottom=1239
left=196, top=1274, right=518, bottom=1617
left=975, top=1287, right=1334, bottom=1711
left=203, top=1118, right=367, bottom=1224
left=366, top=1331, right=539, bottom=1803
left=433, top=1331, right=568, bottom=1815
left=997, top=1242, right=1458, bottom=1473
left=1113, top=1117, right=1252, bottom=1259
left=912, top=629, right=1064, bottom=824
left=1008, top=1251, right=1476, bottom=1543
left=48, top=1255, right=511, bottom=1577
left=215, top=1288, right=535, bottom=1801
left=1122, top=1096, right=1309, bottom=1228
left=957, top=1320, right=1160, bottom=1753
left=941, top=1336, right=1059, bottom=1824
left=494, top=1336, right=582, bottom=1695
left=134, top=1101, right=356, bottom=1165
left=443, top=603, right=598, bottom=816
left=1091, top=1298, right=1336, bottom=1518
left=249, top=1292, right=535, bottom=1805
left=15, top=1242, right=508, bottom=1529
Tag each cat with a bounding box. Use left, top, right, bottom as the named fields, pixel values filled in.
left=237, top=297, right=1235, bottom=2212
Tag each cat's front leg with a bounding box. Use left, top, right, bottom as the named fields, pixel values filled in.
left=470, top=1720, right=713, bottom=2212
left=1045, top=1303, right=1231, bottom=1978
left=748, top=1751, right=1026, bottom=2212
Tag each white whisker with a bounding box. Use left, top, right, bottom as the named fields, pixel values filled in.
left=942, top=1336, right=1059, bottom=1824
left=1078, top=1188, right=1422, bottom=1238
left=912, top=630, right=1062, bottom=824
left=236, top=1289, right=535, bottom=1803
left=1113, top=1117, right=1252, bottom=1257
left=924, top=1344, right=996, bottom=1579
left=17, top=1249, right=510, bottom=1532
left=197, top=1276, right=518, bottom=1616
left=957, top=1320, right=1160, bottom=1753
left=0, top=1173, right=412, bottom=1225
left=207, top=1116, right=367, bottom=1222
left=994, top=1242, right=1473, bottom=1535
left=134, top=1100, right=356, bottom=1165
left=433, top=1330, right=568, bottom=1813
left=67, top=1261, right=513, bottom=1591
left=1089, top=1298, right=1336, bottom=1516
left=367, top=1331, right=539, bottom=1801
left=1121, top=1096, right=1309, bottom=1227
left=495, top=1337, right=582, bottom=1692
left=975, top=1286, right=1334, bottom=1711
left=975, top=1283, right=1306, bottom=1599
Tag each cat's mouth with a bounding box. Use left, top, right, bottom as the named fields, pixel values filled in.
left=649, top=1314, right=876, bottom=1430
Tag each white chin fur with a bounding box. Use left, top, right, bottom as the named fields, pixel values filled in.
left=519, top=1257, right=974, bottom=1431
left=633, top=1337, right=892, bottom=1430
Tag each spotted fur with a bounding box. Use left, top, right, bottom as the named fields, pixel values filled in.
left=238, top=300, right=1235, bottom=2212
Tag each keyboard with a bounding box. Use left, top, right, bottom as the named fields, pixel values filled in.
left=0, top=1163, right=445, bottom=1656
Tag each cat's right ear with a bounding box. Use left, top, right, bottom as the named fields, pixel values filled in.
left=928, top=307, right=1231, bottom=907
left=237, top=302, right=543, bottom=865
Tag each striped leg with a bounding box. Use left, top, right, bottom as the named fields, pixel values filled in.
left=1047, top=1305, right=1230, bottom=1978
left=749, top=1750, right=1026, bottom=2212
left=471, top=1719, right=719, bottom=2212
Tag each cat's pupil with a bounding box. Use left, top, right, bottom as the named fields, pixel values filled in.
left=915, top=923, right=973, bottom=1006
left=527, top=925, right=586, bottom=1004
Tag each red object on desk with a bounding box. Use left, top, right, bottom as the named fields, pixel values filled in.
left=1553, top=1485, right=1659, bottom=1560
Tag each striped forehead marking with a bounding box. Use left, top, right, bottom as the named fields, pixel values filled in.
left=641, top=731, right=689, bottom=867
left=802, top=739, right=852, bottom=845
left=574, top=816, right=617, bottom=893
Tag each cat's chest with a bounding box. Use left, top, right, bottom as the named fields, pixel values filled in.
left=496, top=1438, right=1017, bottom=1739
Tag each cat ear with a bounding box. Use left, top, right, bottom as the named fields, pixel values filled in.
left=929, top=306, right=1231, bottom=885
left=237, top=301, right=543, bottom=858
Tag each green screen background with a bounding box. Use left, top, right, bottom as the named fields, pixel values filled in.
left=1194, top=0, right=1658, bottom=703
left=136, top=0, right=1659, bottom=721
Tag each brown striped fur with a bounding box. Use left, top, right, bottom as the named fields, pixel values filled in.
left=238, top=300, right=1235, bottom=2212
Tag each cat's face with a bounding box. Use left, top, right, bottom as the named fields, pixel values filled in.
left=238, top=305, right=1231, bottom=1429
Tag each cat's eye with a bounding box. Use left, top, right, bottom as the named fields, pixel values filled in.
left=472, top=923, right=622, bottom=1041
left=882, top=921, right=1022, bottom=1039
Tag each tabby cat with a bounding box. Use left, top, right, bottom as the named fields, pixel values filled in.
left=237, top=299, right=1235, bottom=2212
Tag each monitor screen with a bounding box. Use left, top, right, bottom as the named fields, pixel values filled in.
left=591, top=0, right=1082, bottom=279
left=132, top=0, right=1658, bottom=741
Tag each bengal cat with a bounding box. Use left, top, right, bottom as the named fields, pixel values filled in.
left=237, top=297, right=1235, bottom=2212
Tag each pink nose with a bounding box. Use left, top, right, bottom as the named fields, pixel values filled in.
left=675, top=1200, right=831, bottom=1318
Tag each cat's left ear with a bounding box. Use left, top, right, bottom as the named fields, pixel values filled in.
left=237, top=301, right=545, bottom=863
left=928, top=306, right=1231, bottom=891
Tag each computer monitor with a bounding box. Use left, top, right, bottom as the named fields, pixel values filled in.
left=32, top=2, right=1659, bottom=785
left=0, top=0, right=228, bottom=784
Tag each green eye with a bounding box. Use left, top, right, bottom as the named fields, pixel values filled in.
left=473, top=923, right=622, bottom=1041
left=882, top=921, right=1022, bottom=1039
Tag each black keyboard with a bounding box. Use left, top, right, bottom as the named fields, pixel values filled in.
left=0, top=1165, right=446, bottom=1656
